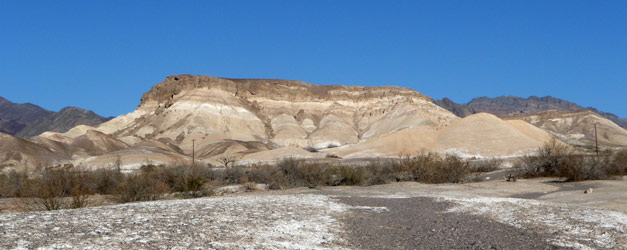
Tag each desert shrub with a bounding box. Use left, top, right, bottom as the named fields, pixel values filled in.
left=115, top=171, right=168, bottom=203
left=296, top=163, right=324, bottom=188
left=222, top=165, right=247, bottom=185
left=322, top=165, right=366, bottom=186
left=469, top=158, right=502, bottom=173
left=362, top=161, right=393, bottom=185
left=263, top=158, right=306, bottom=189
left=162, top=165, right=213, bottom=197
left=0, top=170, right=29, bottom=198
left=517, top=139, right=574, bottom=178
left=22, top=168, right=95, bottom=211
left=247, top=165, right=273, bottom=184
left=391, top=153, right=437, bottom=182
left=558, top=155, right=609, bottom=181
left=421, top=155, right=470, bottom=184
left=139, top=163, right=164, bottom=173
left=516, top=139, right=624, bottom=181
left=388, top=153, right=471, bottom=183
left=609, top=150, right=627, bottom=175
left=91, top=168, right=123, bottom=195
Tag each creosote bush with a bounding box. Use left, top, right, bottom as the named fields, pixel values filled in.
left=0, top=170, right=29, bottom=198
left=19, top=168, right=96, bottom=211
left=115, top=170, right=168, bottom=203
left=516, top=139, right=626, bottom=181
left=2, top=151, right=536, bottom=211
left=609, top=150, right=627, bottom=175
left=469, top=158, right=503, bottom=173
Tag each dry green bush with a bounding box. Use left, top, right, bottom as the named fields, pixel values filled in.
left=421, top=155, right=470, bottom=183
left=609, top=150, right=627, bottom=175
left=162, top=165, right=213, bottom=198
left=91, top=168, right=123, bottom=195
left=20, top=168, right=95, bottom=211
left=469, top=158, right=503, bottom=173
left=389, top=153, right=470, bottom=183
left=362, top=161, right=393, bottom=185
left=254, top=158, right=319, bottom=189
left=221, top=165, right=247, bottom=185
left=322, top=165, right=366, bottom=186
left=516, top=139, right=624, bottom=181
left=115, top=168, right=168, bottom=203
left=0, top=170, right=29, bottom=198
left=517, top=139, right=574, bottom=178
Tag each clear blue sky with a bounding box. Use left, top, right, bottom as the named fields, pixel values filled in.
left=1, top=1, right=626, bottom=117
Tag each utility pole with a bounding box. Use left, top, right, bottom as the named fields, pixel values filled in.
left=594, top=124, right=599, bottom=157
left=192, top=139, right=196, bottom=165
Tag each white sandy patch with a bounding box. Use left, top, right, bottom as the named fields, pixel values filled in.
left=0, top=194, right=351, bottom=249
left=439, top=196, right=627, bottom=249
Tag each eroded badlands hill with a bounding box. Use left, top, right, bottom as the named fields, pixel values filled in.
left=500, top=110, right=627, bottom=148
left=0, top=75, right=566, bottom=170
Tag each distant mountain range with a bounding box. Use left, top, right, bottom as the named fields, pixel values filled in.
left=0, top=96, right=111, bottom=138
left=434, top=96, right=627, bottom=129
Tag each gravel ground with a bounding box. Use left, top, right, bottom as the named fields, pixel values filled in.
left=336, top=196, right=561, bottom=250
left=1, top=183, right=625, bottom=249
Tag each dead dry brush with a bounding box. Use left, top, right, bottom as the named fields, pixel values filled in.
left=516, top=139, right=627, bottom=181
left=0, top=151, right=524, bottom=211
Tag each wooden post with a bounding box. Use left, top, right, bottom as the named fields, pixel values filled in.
left=594, top=124, right=599, bottom=156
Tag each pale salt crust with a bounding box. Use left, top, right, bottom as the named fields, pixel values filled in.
left=0, top=194, right=353, bottom=250
left=438, top=196, right=627, bottom=249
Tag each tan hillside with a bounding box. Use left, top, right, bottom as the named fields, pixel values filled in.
left=0, top=133, right=66, bottom=170
left=435, top=113, right=554, bottom=157
left=500, top=110, right=627, bottom=148
left=329, top=113, right=555, bottom=158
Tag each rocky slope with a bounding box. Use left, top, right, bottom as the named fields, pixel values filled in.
left=435, top=96, right=627, bottom=129
left=0, top=97, right=53, bottom=135
left=500, top=110, right=627, bottom=148
left=0, top=97, right=111, bottom=137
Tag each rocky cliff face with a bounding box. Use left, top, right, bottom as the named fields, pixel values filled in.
left=435, top=96, right=627, bottom=129
left=102, top=75, right=458, bottom=153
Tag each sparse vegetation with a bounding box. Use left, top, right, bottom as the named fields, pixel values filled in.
left=516, top=139, right=626, bottom=181
left=115, top=170, right=168, bottom=203
left=469, top=158, right=503, bottom=173
left=19, top=168, right=95, bottom=211
left=4, top=145, right=625, bottom=212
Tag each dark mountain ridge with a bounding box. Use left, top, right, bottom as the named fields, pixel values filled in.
left=434, top=96, right=627, bottom=129
left=0, top=96, right=111, bottom=138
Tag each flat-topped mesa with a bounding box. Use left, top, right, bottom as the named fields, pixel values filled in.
left=139, top=74, right=431, bottom=110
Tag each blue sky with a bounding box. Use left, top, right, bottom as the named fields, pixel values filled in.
left=1, top=1, right=625, bottom=117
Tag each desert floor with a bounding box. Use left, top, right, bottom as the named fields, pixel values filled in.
left=1, top=175, right=626, bottom=249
